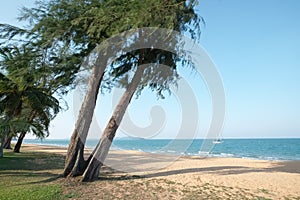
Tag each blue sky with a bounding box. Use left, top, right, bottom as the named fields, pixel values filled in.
left=0, top=0, right=299, bottom=139
left=199, top=0, right=300, bottom=138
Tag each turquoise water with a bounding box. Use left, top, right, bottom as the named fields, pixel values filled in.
left=23, top=138, right=300, bottom=161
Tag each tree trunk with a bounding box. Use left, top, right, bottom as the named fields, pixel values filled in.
left=63, top=55, right=107, bottom=177
left=69, top=140, right=90, bottom=177
left=82, top=65, right=145, bottom=182
left=13, top=132, right=26, bottom=153
left=3, top=136, right=12, bottom=149
left=0, top=138, right=4, bottom=158
left=0, top=146, right=3, bottom=158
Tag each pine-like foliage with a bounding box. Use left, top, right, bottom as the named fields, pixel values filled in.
left=1, top=0, right=203, bottom=95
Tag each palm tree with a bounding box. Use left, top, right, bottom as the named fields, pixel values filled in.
left=0, top=46, right=60, bottom=154
left=0, top=72, right=23, bottom=149
left=12, top=87, right=60, bottom=153
left=0, top=72, right=60, bottom=152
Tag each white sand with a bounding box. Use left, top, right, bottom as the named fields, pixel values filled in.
left=23, top=144, right=300, bottom=198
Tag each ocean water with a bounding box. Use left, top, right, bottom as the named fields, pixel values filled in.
left=22, top=138, right=300, bottom=161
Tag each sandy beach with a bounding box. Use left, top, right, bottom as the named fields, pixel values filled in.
left=22, top=144, right=300, bottom=199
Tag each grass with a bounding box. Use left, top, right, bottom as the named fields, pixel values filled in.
left=0, top=184, right=62, bottom=200
left=0, top=149, right=65, bottom=200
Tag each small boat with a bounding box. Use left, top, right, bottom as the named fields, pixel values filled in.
left=213, top=139, right=223, bottom=144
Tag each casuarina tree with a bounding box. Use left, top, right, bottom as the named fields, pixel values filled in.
left=0, top=0, right=203, bottom=176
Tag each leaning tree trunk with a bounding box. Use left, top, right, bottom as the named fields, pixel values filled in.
left=12, top=112, right=35, bottom=153
left=0, top=146, right=3, bottom=158
left=63, top=55, right=107, bottom=177
left=82, top=65, right=145, bottom=182
left=0, top=138, right=4, bottom=158
left=3, top=136, right=12, bottom=149
left=13, top=132, right=26, bottom=153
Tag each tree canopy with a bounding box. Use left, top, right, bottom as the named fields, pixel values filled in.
left=0, top=0, right=203, bottom=179
left=1, top=0, right=202, bottom=84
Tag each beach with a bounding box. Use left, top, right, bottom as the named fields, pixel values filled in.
left=22, top=144, right=300, bottom=199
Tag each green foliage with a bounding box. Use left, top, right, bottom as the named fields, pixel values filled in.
left=0, top=46, right=61, bottom=140
left=1, top=0, right=203, bottom=96
left=0, top=185, right=62, bottom=200
left=15, top=0, right=201, bottom=47
left=0, top=0, right=203, bottom=140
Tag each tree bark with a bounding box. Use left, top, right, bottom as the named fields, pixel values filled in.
left=13, top=132, right=26, bottom=153
left=0, top=138, right=4, bottom=158
left=0, top=146, right=3, bottom=158
left=63, top=55, right=107, bottom=177
left=3, top=136, right=12, bottom=149
left=68, top=140, right=90, bottom=177
left=82, top=65, right=145, bottom=182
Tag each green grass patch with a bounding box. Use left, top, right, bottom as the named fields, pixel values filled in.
left=0, top=149, right=65, bottom=200
left=0, top=184, right=62, bottom=200
left=0, top=150, right=64, bottom=171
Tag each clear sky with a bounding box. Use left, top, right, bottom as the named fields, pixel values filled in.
left=0, top=0, right=299, bottom=139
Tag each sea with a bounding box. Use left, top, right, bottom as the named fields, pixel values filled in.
left=22, top=138, right=300, bottom=161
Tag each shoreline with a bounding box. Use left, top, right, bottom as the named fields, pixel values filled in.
left=20, top=143, right=300, bottom=170
left=20, top=140, right=300, bottom=162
